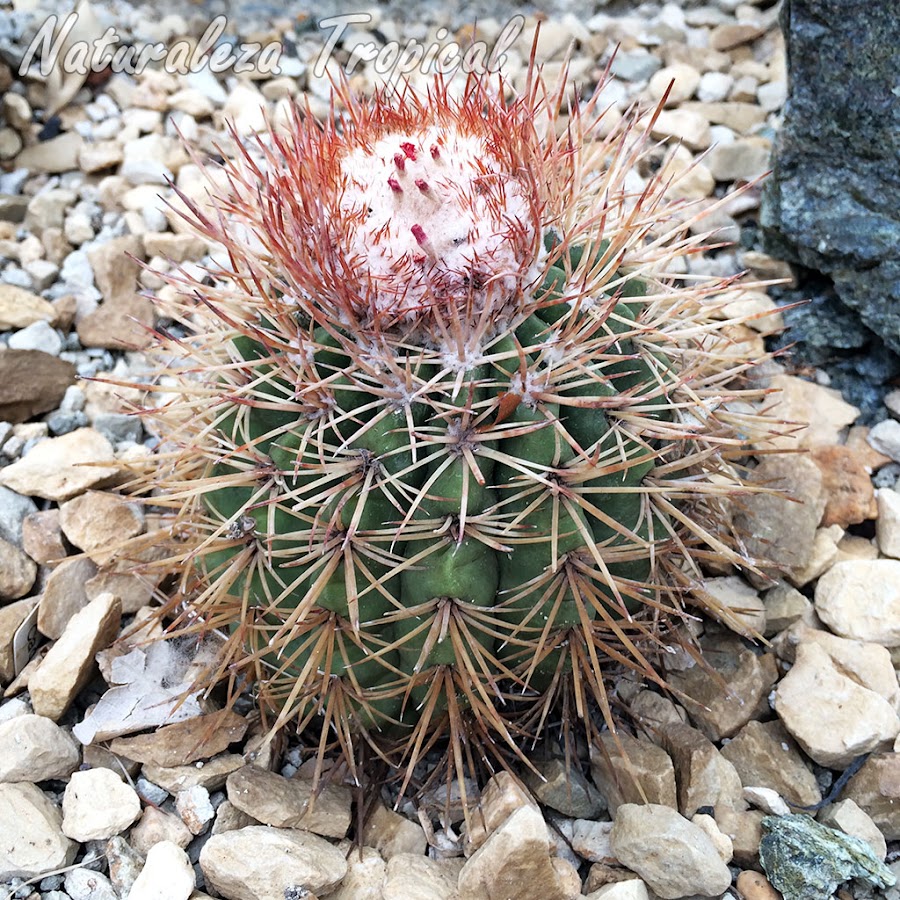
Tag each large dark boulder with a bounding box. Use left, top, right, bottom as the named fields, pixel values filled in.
left=762, top=0, right=900, bottom=354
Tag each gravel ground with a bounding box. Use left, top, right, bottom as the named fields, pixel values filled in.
left=2, top=1, right=900, bottom=899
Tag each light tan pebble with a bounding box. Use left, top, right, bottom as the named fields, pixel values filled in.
left=0, top=284, right=56, bottom=329
left=200, top=826, right=348, bottom=899
left=834, top=533, right=879, bottom=564
left=667, top=641, right=778, bottom=742
left=773, top=622, right=900, bottom=709
left=876, top=489, right=900, bottom=558
left=710, top=22, right=767, bottom=51
left=221, top=84, right=268, bottom=136
left=362, top=803, right=427, bottom=860
left=37, top=556, right=97, bottom=639
left=458, top=806, right=573, bottom=900
left=29, top=592, right=121, bottom=720
left=719, top=719, right=821, bottom=809
left=867, top=418, right=900, bottom=462
left=788, top=524, right=843, bottom=588
left=464, top=770, right=539, bottom=852
left=762, top=581, right=811, bottom=636
left=732, top=454, right=826, bottom=586
left=524, top=755, right=605, bottom=818
left=382, top=854, right=464, bottom=900
left=58, top=490, right=145, bottom=566
left=0, top=597, right=37, bottom=684
left=815, top=559, right=900, bottom=646
left=141, top=754, right=244, bottom=793
left=735, top=869, right=781, bottom=900
left=708, top=137, right=772, bottom=182
left=0, top=536, right=36, bottom=600
left=176, top=784, right=215, bottom=835
left=661, top=145, right=715, bottom=201
left=15, top=131, right=82, bottom=173
left=261, top=77, right=299, bottom=101
left=0, top=714, right=80, bottom=782
left=168, top=88, right=215, bottom=117
left=61, top=768, right=141, bottom=841
left=584, top=880, right=650, bottom=899
left=0, top=782, right=77, bottom=880
left=78, top=139, right=124, bottom=174
left=774, top=642, right=900, bottom=768
left=3, top=93, right=31, bottom=130
left=211, top=800, right=257, bottom=835
left=130, top=806, right=193, bottom=853
left=810, top=445, right=878, bottom=528
left=695, top=575, right=766, bottom=638
left=591, top=731, right=677, bottom=813
left=690, top=812, right=734, bottom=863
left=650, top=109, right=711, bottom=150
left=609, top=804, right=732, bottom=900
left=729, top=75, right=759, bottom=104
left=681, top=100, right=767, bottom=134
left=819, top=799, right=887, bottom=860
left=0, top=428, right=119, bottom=501
left=657, top=722, right=744, bottom=816
left=716, top=289, right=784, bottom=334
left=128, top=840, right=196, bottom=900
left=648, top=63, right=701, bottom=106
left=226, top=766, right=351, bottom=838
left=742, top=786, right=791, bottom=816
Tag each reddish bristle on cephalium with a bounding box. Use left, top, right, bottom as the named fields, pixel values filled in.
left=122, top=63, right=789, bottom=815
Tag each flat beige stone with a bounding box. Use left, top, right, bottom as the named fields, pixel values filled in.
left=0, top=428, right=118, bottom=501
left=29, top=592, right=122, bottom=720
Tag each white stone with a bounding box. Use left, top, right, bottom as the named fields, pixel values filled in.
left=65, top=868, right=118, bottom=900
left=7, top=320, right=63, bottom=355
left=774, top=642, right=900, bottom=768
left=570, top=818, right=614, bottom=863
left=815, top=560, right=900, bottom=646
left=876, top=489, right=900, bottom=558
left=128, top=840, right=195, bottom=900
left=0, top=714, right=80, bottom=782
left=868, top=418, right=900, bottom=462
left=62, top=767, right=142, bottom=841
left=697, top=71, right=733, bottom=103
left=586, top=881, right=650, bottom=900
left=176, top=784, right=215, bottom=835
left=742, top=786, right=791, bottom=816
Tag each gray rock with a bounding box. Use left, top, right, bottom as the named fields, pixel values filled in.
left=609, top=50, right=661, bottom=82
left=762, top=0, right=900, bottom=354
left=47, top=410, right=89, bottom=435
left=0, top=485, right=37, bottom=547
left=94, top=412, right=143, bottom=445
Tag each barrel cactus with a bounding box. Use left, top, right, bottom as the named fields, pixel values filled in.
left=140, top=72, right=773, bottom=798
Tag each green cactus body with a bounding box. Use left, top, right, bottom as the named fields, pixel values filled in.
left=142, top=72, right=773, bottom=788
